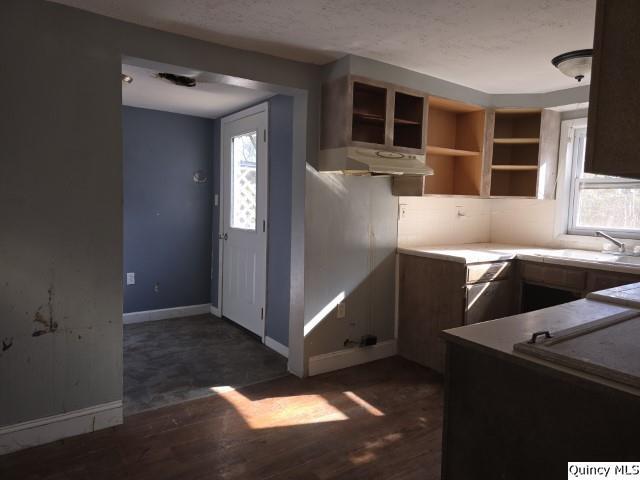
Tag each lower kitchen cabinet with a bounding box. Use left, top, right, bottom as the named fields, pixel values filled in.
left=465, top=279, right=515, bottom=326
left=398, top=254, right=640, bottom=374
left=398, top=254, right=517, bottom=373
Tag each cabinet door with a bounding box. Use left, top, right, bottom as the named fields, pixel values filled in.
left=587, top=270, right=640, bottom=292
left=585, top=0, right=640, bottom=179
left=465, top=280, right=515, bottom=326
left=398, top=255, right=466, bottom=373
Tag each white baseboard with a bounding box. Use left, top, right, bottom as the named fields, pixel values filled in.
left=265, top=336, right=289, bottom=358
left=123, top=303, right=211, bottom=324
left=209, top=305, right=221, bottom=317
left=308, top=339, right=397, bottom=376
left=0, top=400, right=122, bottom=455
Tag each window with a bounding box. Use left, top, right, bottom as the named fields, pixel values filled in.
left=230, top=131, right=257, bottom=231
left=567, top=125, right=640, bottom=238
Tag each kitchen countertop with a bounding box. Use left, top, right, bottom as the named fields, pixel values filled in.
left=442, top=282, right=640, bottom=396
left=587, top=282, right=640, bottom=308
left=398, top=242, right=640, bottom=274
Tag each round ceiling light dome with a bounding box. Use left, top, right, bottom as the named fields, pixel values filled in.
left=551, top=49, right=593, bottom=83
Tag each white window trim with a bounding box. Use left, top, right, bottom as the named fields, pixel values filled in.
left=555, top=117, right=640, bottom=241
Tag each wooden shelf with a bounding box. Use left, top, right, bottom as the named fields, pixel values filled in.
left=494, top=108, right=542, bottom=114
left=493, top=138, right=540, bottom=144
left=353, top=111, right=385, bottom=123
left=394, top=118, right=421, bottom=126
left=426, top=145, right=481, bottom=157
left=491, top=165, right=539, bottom=171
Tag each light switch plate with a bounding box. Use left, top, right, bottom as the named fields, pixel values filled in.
left=126, top=272, right=135, bottom=285
left=337, top=302, right=346, bottom=319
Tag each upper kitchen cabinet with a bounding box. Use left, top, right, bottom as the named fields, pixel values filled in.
left=585, top=0, right=640, bottom=179
left=393, top=96, right=490, bottom=197
left=319, top=76, right=432, bottom=175
left=423, top=97, right=488, bottom=196
left=488, top=108, right=560, bottom=198
left=319, top=75, right=428, bottom=173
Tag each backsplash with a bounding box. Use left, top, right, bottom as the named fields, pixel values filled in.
left=398, top=197, right=491, bottom=248
left=399, top=197, right=640, bottom=251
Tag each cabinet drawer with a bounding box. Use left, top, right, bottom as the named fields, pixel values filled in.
left=521, top=262, right=586, bottom=291
left=465, top=279, right=516, bottom=325
left=466, top=262, right=511, bottom=284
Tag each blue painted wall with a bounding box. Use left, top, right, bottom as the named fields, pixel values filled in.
left=123, top=107, right=214, bottom=313
left=210, top=118, right=221, bottom=307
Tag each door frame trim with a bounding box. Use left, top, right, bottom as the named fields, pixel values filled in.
left=218, top=102, right=269, bottom=342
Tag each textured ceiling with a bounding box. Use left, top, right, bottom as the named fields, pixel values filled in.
left=121, top=63, right=273, bottom=118
left=50, top=0, right=596, bottom=94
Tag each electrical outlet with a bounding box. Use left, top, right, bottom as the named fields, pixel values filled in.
left=399, top=203, right=408, bottom=220
left=337, top=302, right=346, bottom=319
left=126, top=272, right=135, bottom=285
left=456, top=205, right=466, bottom=218
left=214, top=194, right=219, bottom=207
left=153, top=282, right=160, bottom=293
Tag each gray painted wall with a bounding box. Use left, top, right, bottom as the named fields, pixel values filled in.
left=341, top=54, right=590, bottom=108
left=265, top=96, right=294, bottom=346
left=122, top=107, right=214, bottom=313
left=0, top=0, right=315, bottom=426
left=561, top=108, right=589, bottom=121
left=304, top=173, right=398, bottom=360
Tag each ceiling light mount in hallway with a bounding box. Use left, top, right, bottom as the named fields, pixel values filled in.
left=157, top=72, right=197, bottom=88
left=121, top=73, right=133, bottom=84
left=551, top=49, right=593, bottom=83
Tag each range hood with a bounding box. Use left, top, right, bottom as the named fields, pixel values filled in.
left=319, top=147, right=434, bottom=176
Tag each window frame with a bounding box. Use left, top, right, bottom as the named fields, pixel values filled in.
left=566, top=123, right=640, bottom=239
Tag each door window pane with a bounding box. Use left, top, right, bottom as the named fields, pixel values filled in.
left=230, top=131, right=257, bottom=230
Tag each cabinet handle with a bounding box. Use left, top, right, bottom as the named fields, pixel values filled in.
left=527, top=330, right=552, bottom=344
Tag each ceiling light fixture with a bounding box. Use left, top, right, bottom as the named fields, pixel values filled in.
left=551, top=49, right=593, bottom=83
left=121, top=73, right=133, bottom=84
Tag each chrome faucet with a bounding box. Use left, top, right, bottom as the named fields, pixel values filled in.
left=595, top=230, right=626, bottom=254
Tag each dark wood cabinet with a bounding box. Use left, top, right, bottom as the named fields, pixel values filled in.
left=442, top=342, right=640, bottom=480
left=398, top=255, right=517, bottom=373
left=585, top=0, right=640, bottom=179
left=399, top=255, right=640, bottom=374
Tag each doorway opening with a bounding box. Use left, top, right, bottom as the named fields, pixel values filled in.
left=120, top=60, right=294, bottom=415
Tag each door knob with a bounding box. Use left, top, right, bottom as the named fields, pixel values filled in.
left=218, top=233, right=228, bottom=240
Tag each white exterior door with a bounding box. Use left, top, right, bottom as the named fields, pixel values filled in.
left=220, top=103, right=268, bottom=338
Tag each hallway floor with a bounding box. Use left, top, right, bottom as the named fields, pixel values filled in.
left=124, top=314, right=288, bottom=415
left=1, top=357, right=444, bottom=480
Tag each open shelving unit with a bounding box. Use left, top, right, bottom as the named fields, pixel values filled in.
left=490, top=109, right=542, bottom=197
left=423, top=96, right=486, bottom=196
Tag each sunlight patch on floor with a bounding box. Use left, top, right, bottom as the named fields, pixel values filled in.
left=210, top=386, right=349, bottom=428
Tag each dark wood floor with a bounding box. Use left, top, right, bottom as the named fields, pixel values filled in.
left=1, top=356, right=443, bottom=480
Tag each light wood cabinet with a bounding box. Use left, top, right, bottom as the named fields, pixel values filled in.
left=585, top=0, right=640, bottom=179
left=392, top=104, right=560, bottom=198
left=392, top=96, right=489, bottom=197
left=488, top=108, right=560, bottom=198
